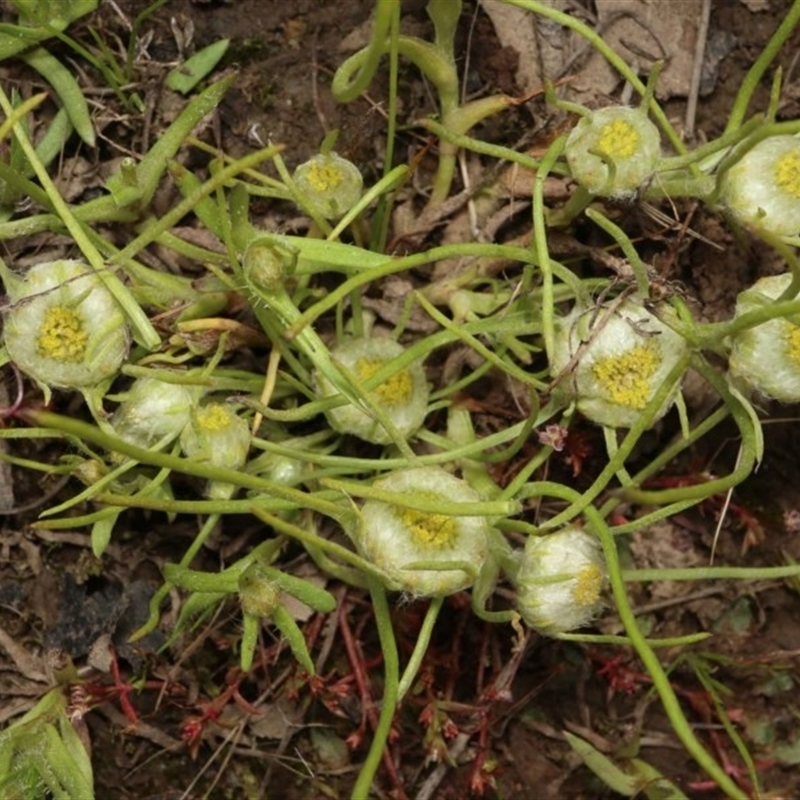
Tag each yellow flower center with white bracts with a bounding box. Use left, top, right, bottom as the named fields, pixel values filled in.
left=573, top=563, right=604, bottom=607
left=775, top=150, right=800, bottom=199
left=596, top=119, right=640, bottom=160
left=591, top=342, right=661, bottom=409
left=196, top=404, right=233, bottom=431
left=305, top=161, right=344, bottom=193
left=37, top=306, right=89, bottom=362
left=355, top=358, right=413, bottom=405
left=399, top=506, right=458, bottom=551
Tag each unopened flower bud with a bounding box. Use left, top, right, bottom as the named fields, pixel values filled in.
left=565, top=107, right=661, bottom=198
left=551, top=297, right=688, bottom=428
left=514, top=528, right=607, bottom=635
left=293, top=152, right=363, bottom=220
left=316, top=336, right=428, bottom=445
left=720, top=135, right=800, bottom=237
left=243, top=237, right=295, bottom=294
left=728, top=273, right=800, bottom=401
left=111, top=377, right=196, bottom=449
left=2, top=259, right=129, bottom=391
left=238, top=562, right=281, bottom=618
left=350, top=466, right=492, bottom=597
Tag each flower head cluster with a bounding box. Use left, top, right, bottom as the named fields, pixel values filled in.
left=316, top=336, right=428, bottom=444
left=350, top=466, right=492, bottom=597
left=293, top=152, right=363, bottom=220
left=720, top=136, right=800, bottom=237
left=728, top=273, right=800, bottom=401
left=514, top=528, right=607, bottom=635
left=565, top=107, right=661, bottom=197
left=551, top=297, right=688, bottom=428
left=3, top=259, right=129, bottom=393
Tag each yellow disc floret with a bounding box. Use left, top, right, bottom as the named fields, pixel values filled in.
left=591, top=342, right=661, bottom=410
left=196, top=404, right=233, bottom=431
left=573, top=563, right=604, bottom=607
left=37, top=306, right=88, bottom=362
left=305, top=161, right=343, bottom=193
left=355, top=358, right=413, bottom=405
left=596, top=119, right=640, bottom=160
left=784, top=324, right=800, bottom=367
left=775, top=150, right=800, bottom=199
left=399, top=506, right=458, bottom=551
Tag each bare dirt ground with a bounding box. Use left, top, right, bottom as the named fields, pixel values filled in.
left=2, top=0, right=800, bottom=798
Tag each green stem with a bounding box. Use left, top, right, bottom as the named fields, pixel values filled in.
left=725, top=0, right=800, bottom=133
left=526, top=482, right=748, bottom=800
left=618, top=356, right=758, bottom=506
left=532, top=135, right=566, bottom=360
left=541, top=352, right=692, bottom=528
left=0, top=85, right=160, bottom=350
left=23, top=410, right=349, bottom=523
left=350, top=577, right=400, bottom=800
left=502, top=0, right=688, bottom=159
left=397, top=597, right=443, bottom=701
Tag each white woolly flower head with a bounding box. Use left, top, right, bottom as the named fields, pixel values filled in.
left=728, top=273, right=800, bottom=401
left=565, top=106, right=661, bottom=198
left=180, top=402, right=251, bottom=498
left=551, top=297, right=688, bottom=428
left=111, top=377, right=197, bottom=449
left=2, top=259, right=129, bottom=392
left=350, top=466, right=492, bottom=597
left=293, top=152, right=363, bottom=220
left=180, top=403, right=251, bottom=469
left=315, top=336, right=428, bottom=445
left=514, top=527, right=607, bottom=635
left=720, top=135, right=800, bottom=237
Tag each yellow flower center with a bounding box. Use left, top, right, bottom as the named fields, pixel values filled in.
left=355, top=358, right=413, bottom=405
left=775, top=149, right=800, bottom=199
left=305, top=161, right=343, bottom=193
left=572, top=564, right=604, bottom=606
left=196, top=404, right=232, bottom=431
left=37, top=305, right=88, bottom=362
left=400, top=506, right=458, bottom=551
left=596, top=119, right=640, bottom=160
left=591, top=342, right=661, bottom=410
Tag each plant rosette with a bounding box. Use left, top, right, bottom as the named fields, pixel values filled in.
left=2, top=259, right=130, bottom=396
left=720, top=135, right=800, bottom=237
left=550, top=297, right=689, bottom=428
left=514, top=527, right=607, bottom=636
left=293, top=152, right=363, bottom=220
left=315, top=336, right=429, bottom=445
left=349, top=466, right=493, bottom=597
left=728, top=273, right=800, bottom=401
left=565, top=106, right=661, bottom=198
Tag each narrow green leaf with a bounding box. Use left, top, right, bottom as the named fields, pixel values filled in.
left=21, top=47, right=95, bottom=145
left=564, top=731, right=637, bottom=796
left=166, top=38, right=230, bottom=95
left=628, top=758, right=689, bottom=800
left=90, top=511, right=117, bottom=557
